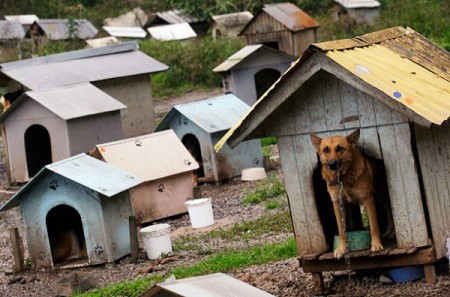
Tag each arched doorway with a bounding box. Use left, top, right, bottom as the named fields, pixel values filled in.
left=24, top=124, right=52, bottom=177
left=254, top=68, right=281, bottom=99
left=46, top=205, right=87, bottom=265
left=182, top=134, right=204, bottom=178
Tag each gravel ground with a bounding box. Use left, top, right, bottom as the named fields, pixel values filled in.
left=0, top=90, right=449, bottom=296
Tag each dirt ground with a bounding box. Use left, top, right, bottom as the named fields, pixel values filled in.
left=1, top=89, right=450, bottom=296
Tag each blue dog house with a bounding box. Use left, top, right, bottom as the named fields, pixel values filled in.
left=0, top=153, right=143, bottom=268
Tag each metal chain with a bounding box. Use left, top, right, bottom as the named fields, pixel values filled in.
left=337, top=174, right=352, bottom=279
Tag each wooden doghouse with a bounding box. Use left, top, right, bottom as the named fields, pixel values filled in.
left=156, top=94, right=263, bottom=183
left=211, top=11, right=253, bottom=39
left=213, top=44, right=294, bottom=106
left=0, top=21, right=25, bottom=63
left=239, top=2, right=319, bottom=57
left=216, top=27, right=450, bottom=289
left=0, top=83, right=125, bottom=184
left=330, top=0, right=380, bottom=25
left=0, top=153, right=143, bottom=268
left=92, top=130, right=199, bottom=224
left=0, top=41, right=168, bottom=138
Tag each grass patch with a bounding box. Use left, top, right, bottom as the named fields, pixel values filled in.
left=242, top=174, right=285, bottom=206
left=261, top=137, right=277, bottom=147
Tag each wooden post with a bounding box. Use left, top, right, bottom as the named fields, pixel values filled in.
left=9, top=228, right=24, bottom=272
left=423, top=264, right=437, bottom=284
left=129, top=216, right=139, bottom=261
left=193, top=186, right=202, bottom=198
left=311, top=272, right=324, bottom=294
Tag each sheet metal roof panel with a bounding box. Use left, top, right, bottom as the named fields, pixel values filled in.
left=326, top=45, right=450, bottom=125
left=212, top=11, right=253, bottom=28
left=102, top=26, right=147, bottom=38
left=172, top=94, right=251, bottom=133
left=1, top=50, right=168, bottom=90
left=0, top=21, right=25, bottom=39
left=263, top=3, right=319, bottom=31
left=335, top=0, right=380, bottom=8
left=95, top=130, right=198, bottom=181
left=155, top=10, right=198, bottom=24
left=36, top=19, right=98, bottom=40
left=147, top=23, right=196, bottom=41
left=213, top=45, right=262, bottom=72
left=24, top=83, right=126, bottom=120
left=86, top=36, right=120, bottom=48
left=4, top=15, right=39, bottom=25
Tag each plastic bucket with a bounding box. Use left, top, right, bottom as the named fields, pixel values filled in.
left=139, top=224, right=172, bottom=260
left=389, top=265, right=424, bottom=283
left=333, top=230, right=371, bottom=251
left=185, top=198, right=215, bottom=228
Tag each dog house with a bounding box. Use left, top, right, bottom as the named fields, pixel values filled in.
left=92, top=130, right=199, bottom=224
left=330, top=0, right=380, bottom=25
left=0, top=21, right=25, bottom=63
left=239, top=3, right=319, bottom=57
left=211, top=11, right=253, bottom=39
left=213, top=44, right=294, bottom=106
left=0, top=153, right=143, bottom=268
left=156, top=94, right=263, bottom=183
left=216, top=27, right=450, bottom=290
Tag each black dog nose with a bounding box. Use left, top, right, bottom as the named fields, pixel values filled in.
left=327, top=160, right=340, bottom=171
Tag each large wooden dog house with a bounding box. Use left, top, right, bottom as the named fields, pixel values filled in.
left=216, top=27, right=450, bottom=290
left=92, top=130, right=199, bottom=224
left=0, top=154, right=143, bottom=268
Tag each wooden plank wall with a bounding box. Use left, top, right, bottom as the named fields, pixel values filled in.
left=414, top=121, right=450, bottom=259
left=269, top=71, right=430, bottom=254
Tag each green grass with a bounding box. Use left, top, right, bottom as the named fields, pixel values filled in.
left=242, top=174, right=286, bottom=206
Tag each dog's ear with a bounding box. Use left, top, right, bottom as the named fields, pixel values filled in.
left=346, top=129, right=360, bottom=145
left=309, top=133, right=322, bottom=150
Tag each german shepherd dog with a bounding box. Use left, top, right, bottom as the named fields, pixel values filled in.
left=310, top=129, right=394, bottom=258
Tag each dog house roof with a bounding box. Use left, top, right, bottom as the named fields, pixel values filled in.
left=0, top=21, right=25, bottom=40
left=156, top=94, right=251, bottom=134
left=0, top=153, right=143, bottom=212
left=102, top=26, right=147, bottom=38
left=94, top=130, right=199, bottom=181
left=27, top=19, right=98, bottom=40
left=334, top=0, right=380, bottom=9
left=0, top=82, right=126, bottom=121
left=147, top=23, right=197, bottom=41
left=212, top=11, right=253, bottom=29
left=215, top=26, right=450, bottom=151
left=0, top=41, right=168, bottom=89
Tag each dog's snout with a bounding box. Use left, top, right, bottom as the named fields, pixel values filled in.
left=327, top=160, right=341, bottom=171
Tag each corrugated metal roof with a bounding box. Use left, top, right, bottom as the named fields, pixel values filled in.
left=157, top=94, right=251, bottom=133
left=4, top=15, right=39, bottom=25
left=262, top=2, right=319, bottom=31
left=335, top=0, right=380, bottom=9
left=154, top=10, right=198, bottom=24
left=95, top=130, right=198, bottom=181
left=0, top=21, right=25, bottom=39
left=0, top=153, right=143, bottom=211
left=147, top=23, right=196, bottom=41
left=102, top=26, right=147, bottom=38
left=148, top=273, right=275, bottom=297
left=86, top=36, right=120, bottom=48
left=20, top=83, right=125, bottom=120
left=212, top=11, right=253, bottom=28
left=34, top=19, right=98, bottom=40
left=0, top=44, right=168, bottom=90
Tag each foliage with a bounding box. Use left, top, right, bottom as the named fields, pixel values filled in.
left=139, top=37, right=244, bottom=97
left=242, top=174, right=286, bottom=206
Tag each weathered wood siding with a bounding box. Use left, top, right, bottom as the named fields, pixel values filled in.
left=414, top=121, right=450, bottom=259
left=293, top=29, right=316, bottom=56
left=264, top=71, right=429, bottom=254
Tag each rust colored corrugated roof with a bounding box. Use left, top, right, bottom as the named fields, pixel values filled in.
left=263, top=3, right=319, bottom=31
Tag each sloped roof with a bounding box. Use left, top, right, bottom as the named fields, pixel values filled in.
left=32, top=19, right=98, bottom=40
left=0, top=21, right=25, bottom=39
left=0, top=83, right=126, bottom=121
left=94, top=130, right=198, bottom=181
left=0, top=41, right=168, bottom=90
left=215, top=27, right=450, bottom=151
left=0, top=153, right=143, bottom=211
left=86, top=36, right=120, bottom=48
left=241, top=2, right=319, bottom=34
left=4, top=15, right=39, bottom=25
left=102, top=26, right=147, bottom=38
left=335, top=0, right=380, bottom=9
left=149, top=10, right=198, bottom=25
left=212, top=11, right=253, bottom=28
left=156, top=94, right=251, bottom=134
left=147, top=23, right=196, bottom=41
left=213, top=44, right=294, bottom=72
left=104, top=7, right=148, bottom=27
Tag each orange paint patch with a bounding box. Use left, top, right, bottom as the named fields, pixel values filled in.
left=100, top=147, right=106, bottom=152
left=404, top=98, right=414, bottom=105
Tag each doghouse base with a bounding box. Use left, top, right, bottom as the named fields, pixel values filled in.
left=298, top=245, right=437, bottom=293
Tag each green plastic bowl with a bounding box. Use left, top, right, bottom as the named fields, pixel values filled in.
left=333, top=230, right=371, bottom=251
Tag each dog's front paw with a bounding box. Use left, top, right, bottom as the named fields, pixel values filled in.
left=371, top=241, right=384, bottom=252
left=334, top=245, right=346, bottom=259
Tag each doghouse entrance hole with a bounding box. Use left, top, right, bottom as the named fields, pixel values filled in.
left=25, top=124, right=52, bottom=178
left=254, top=68, right=281, bottom=99
left=46, top=205, right=87, bottom=265
left=182, top=134, right=204, bottom=178
left=313, top=154, right=396, bottom=252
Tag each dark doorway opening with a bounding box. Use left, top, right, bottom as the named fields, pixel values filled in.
left=24, top=124, right=52, bottom=177
left=254, top=68, right=281, bottom=99
left=262, top=41, right=279, bottom=51
left=182, top=134, right=204, bottom=179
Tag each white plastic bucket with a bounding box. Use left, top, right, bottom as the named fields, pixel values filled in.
left=185, top=198, right=215, bottom=229
left=139, top=223, right=172, bottom=260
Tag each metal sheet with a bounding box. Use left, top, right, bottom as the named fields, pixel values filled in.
left=86, top=36, right=120, bottom=48
left=1, top=50, right=168, bottom=90
left=95, top=130, right=198, bottom=181
left=35, top=19, right=98, bottom=40
left=335, top=0, right=380, bottom=9
left=154, top=10, right=197, bottom=24
left=213, top=45, right=262, bottom=72
left=4, top=15, right=39, bottom=25
left=102, top=26, right=147, bottom=38
left=212, top=11, right=253, bottom=28
left=263, top=3, right=319, bottom=31
left=147, top=23, right=196, bottom=41
left=0, top=21, right=25, bottom=39
left=21, top=83, right=126, bottom=120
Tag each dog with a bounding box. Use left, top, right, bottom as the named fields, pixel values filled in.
left=310, top=129, right=394, bottom=259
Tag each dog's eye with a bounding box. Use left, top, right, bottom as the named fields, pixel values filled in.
left=336, top=145, right=345, bottom=153
left=323, top=147, right=330, bottom=154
